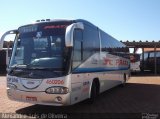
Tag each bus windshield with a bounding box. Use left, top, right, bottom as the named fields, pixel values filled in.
left=9, top=24, right=68, bottom=71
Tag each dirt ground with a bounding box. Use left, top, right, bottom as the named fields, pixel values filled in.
left=0, top=75, right=160, bottom=119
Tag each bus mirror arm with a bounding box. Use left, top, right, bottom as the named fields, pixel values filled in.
left=65, top=22, right=84, bottom=47
left=0, top=30, right=18, bottom=50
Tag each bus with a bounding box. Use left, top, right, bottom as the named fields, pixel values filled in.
left=140, top=51, right=160, bottom=73
left=130, top=53, right=140, bottom=72
left=0, top=50, right=6, bottom=73
left=0, top=48, right=12, bottom=73
left=1, top=19, right=130, bottom=106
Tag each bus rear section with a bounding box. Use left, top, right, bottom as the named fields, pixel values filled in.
left=1, top=19, right=130, bottom=106
left=130, top=54, right=140, bottom=72
left=0, top=50, right=6, bottom=73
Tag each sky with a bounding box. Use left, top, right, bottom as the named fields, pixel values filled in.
left=1, top=0, right=160, bottom=42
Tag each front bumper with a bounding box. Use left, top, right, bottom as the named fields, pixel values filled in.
left=7, top=88, right=71, bottom=106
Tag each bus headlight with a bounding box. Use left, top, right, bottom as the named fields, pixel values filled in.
left=45, top=86, right=69, bottom=94
left=7, top=83, right=17, bottom=90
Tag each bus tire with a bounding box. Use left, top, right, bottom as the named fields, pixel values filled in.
left=120, top=74, right=127, bottom=87
left=87, top=80, right=98, bottom=104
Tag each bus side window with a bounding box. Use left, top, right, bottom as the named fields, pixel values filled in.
left=72, top=29, right=83, bottom=69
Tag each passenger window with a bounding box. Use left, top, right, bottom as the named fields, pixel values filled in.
left=72, top=29, right=83, bottom=69
left=157, top=52, right=160, bottom=57
left=83, top=26, right=99, bottom=60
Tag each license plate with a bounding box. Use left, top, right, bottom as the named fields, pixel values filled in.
left=26, top=96, right=37, bottom=101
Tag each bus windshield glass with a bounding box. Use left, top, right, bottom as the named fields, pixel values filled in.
left=9, top=23, right=69, bottom=71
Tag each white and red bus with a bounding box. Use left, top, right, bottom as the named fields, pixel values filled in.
left=130, top=53, right=140, bottom=72
left=1, top=19, right=130, bottom=106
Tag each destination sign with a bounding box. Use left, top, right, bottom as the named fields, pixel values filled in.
left=44, top=25, right=68, bottom=29
left=19, top=25, right=38, bottom=33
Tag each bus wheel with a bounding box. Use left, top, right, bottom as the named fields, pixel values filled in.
left=87, top=81, right=97, bottom=104
left=121, top=74, right=127, bottom=87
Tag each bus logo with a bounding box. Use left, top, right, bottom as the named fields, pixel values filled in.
left=21, top=79, right=42, bottom=89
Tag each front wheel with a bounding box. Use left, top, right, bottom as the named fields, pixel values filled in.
left=120, top=74, right=127, bottom=87
left=87, top=81, right=97, bottom=104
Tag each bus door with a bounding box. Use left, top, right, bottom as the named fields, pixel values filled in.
left=71, top=29, right=85, bottom=103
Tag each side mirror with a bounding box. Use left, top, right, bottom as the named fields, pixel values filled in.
left=0, top=30, right=18, bottom=50
left=65, top=22, right=84, bottom=47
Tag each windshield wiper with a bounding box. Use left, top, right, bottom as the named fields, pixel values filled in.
left=12, top=64, right=27, bottom=68
left=8, top=64, right=27, bottom=74
left=27, top=65, right=64, bottom=75
left=26, top=64, right=64, bottom=71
